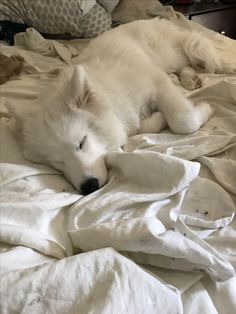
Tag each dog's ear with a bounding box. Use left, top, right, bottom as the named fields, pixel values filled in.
left=67, top=65, right=93, bottom=110
left=5, top=101, right=38, bottom=128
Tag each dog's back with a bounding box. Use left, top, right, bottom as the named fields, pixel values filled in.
left=79, top=18, right=187, bottom=73
left=80, top=17, right=226, bottom=77
left=77, top=17, right=225, bottom=136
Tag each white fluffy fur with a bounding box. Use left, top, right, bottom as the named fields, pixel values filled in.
left=7, top=18, right=234, bottom=194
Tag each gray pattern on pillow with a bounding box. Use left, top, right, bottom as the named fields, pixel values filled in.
left=0, top=0, right=112, bottom=38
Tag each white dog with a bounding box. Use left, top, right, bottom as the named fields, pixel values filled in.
left=7, top=18, right=234, bottom=194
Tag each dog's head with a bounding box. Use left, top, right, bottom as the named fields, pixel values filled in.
left=6, top=66, right=115, bottom=195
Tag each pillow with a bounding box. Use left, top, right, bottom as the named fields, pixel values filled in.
left=0, top=0, right=113, bottom=38
left=112, top=0, right=166, bottom=24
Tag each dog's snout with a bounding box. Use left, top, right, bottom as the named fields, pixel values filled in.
left=80, top=177, right=99, bottom=195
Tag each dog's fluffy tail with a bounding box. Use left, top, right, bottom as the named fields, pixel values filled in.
left=182, top=33, right=223, bottom=73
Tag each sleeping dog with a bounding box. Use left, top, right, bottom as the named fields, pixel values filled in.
left=7, top=17, right=235, bottom=194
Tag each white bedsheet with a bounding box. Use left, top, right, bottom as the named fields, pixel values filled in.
left=1, top=20, right=236, bottom=314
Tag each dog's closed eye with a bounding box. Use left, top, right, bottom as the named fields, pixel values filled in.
left=76, top=136, right=87, bottom=151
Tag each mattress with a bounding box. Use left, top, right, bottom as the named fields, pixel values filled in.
left=0, top=12, right=236, bottom=314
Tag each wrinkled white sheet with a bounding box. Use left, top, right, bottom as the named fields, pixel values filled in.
left=0, top=247, right=183, bottom=314
left=1, top=17, right=236, bottom=314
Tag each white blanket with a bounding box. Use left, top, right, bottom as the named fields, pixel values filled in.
left=1, top=16, right=236, bottom=314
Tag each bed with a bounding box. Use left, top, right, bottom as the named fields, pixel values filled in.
left=1, top=1, right=236, bottom=313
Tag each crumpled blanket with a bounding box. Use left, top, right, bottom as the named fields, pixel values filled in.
left=0, top=247, right=183, bottom=314
left=1, top=5, right=236, bottom=313
left=0, top=52, right=24, bottom=84
left=14, top=27, right=80, bottom=64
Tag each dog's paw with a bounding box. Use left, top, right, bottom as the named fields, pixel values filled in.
left=182, top=74, right=202, bottom=91
left=180, top=67, right=202, bottom=91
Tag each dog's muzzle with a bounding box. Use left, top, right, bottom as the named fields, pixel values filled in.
left=80, top=177, right=99, bottom=195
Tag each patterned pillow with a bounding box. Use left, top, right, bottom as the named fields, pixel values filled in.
left=0, top=0, right=112, bottom=38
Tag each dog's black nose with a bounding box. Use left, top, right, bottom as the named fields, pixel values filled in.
left=80, top=177, right=99, bottom=195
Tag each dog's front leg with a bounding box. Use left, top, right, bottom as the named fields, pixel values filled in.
left=155, top=73, right=213, bottom=134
